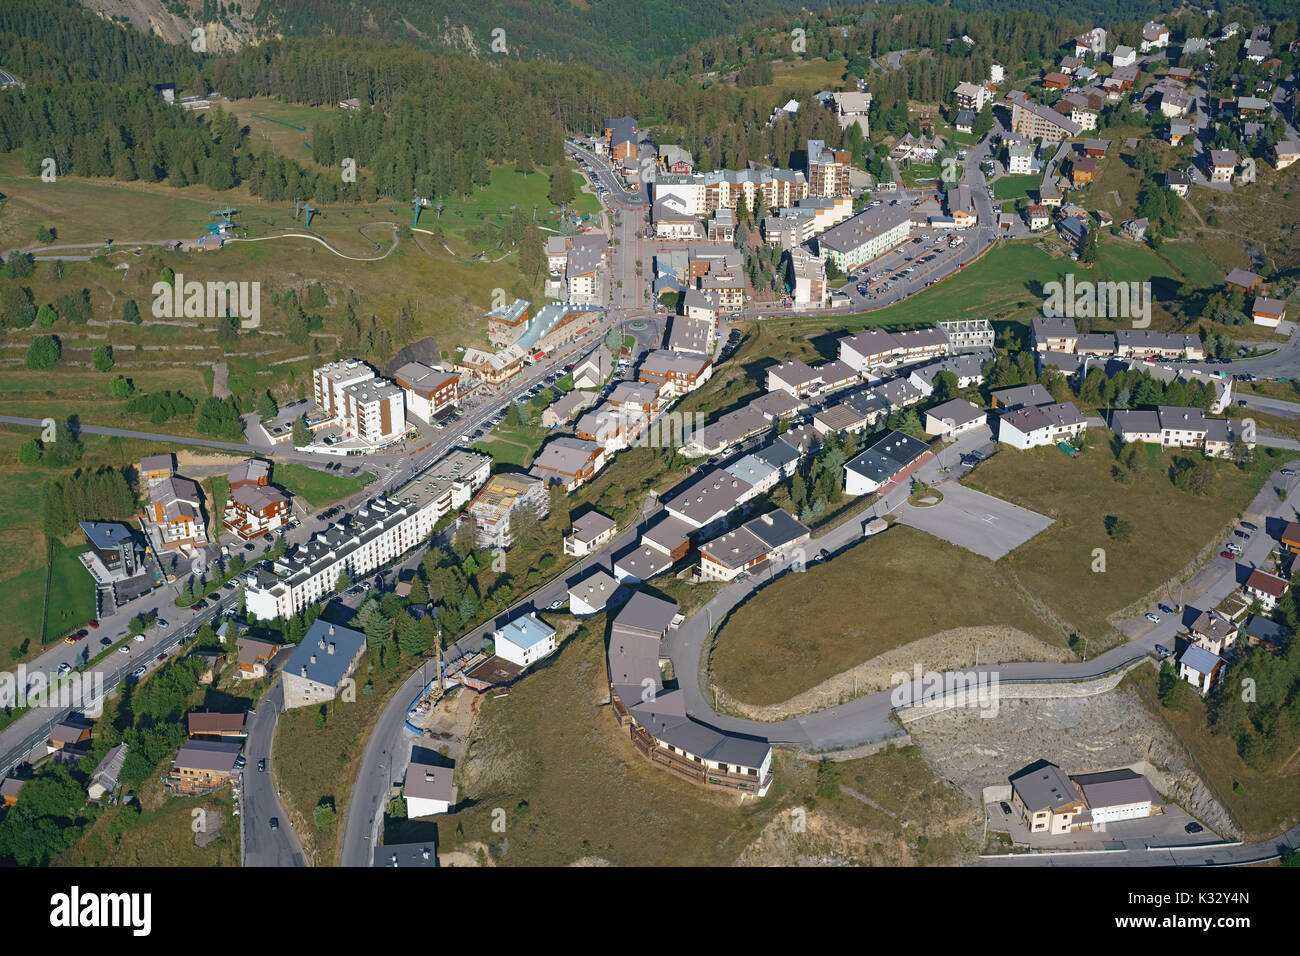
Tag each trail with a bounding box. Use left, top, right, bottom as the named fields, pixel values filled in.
left=225, top=224, right=400, bottom=262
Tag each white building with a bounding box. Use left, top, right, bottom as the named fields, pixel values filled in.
left=404, top=747, right=455, bottom=817
left=494, top=613, right=557, bottom=668
left=392, top=363, right=459, bottom=423
left=924, top=399, right=986, bottom=437
left=997, top=402, right=1087, bottom=449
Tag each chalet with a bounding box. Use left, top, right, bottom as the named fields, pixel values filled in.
left=1224, top=268, right=1263, bottom=293
left=564, top=511, right=618, bottom=557
left=1244, top=569, right=1289, bottom=612
left=1282, top=521, right=1300, bottom=556
left=1178, top=644, right=1225, bottom=696
left=1188, top=610, right=1238, bottom=656
left=1168, top=119, right=1191, bottom=146
left=169, top=739, right=242, bottom=794
left=529, top=437, right=606, bottom=492
left=1275, top=141, right=1300, bottom=170
left=236, top=637, right=279, bottom=679
left=405, top=746, right=455, bottom=817
left=1209, top=150, right=1238, bottom=183
left=1251, top=297, right=1287, bottom=328
left=1111, top=45, right=1136, bottom=68
left=1043, top=72, right=1070, bottom=90
left=1140, top=22, right=1169, bottom=53
left=1071, top=156, right=1097, bottom=185
left=1024, top=204, right=1050, bottom=230
left=1165, top=169, right=1190, bottom=197
left=1242, top=615, right=1291, bottom=652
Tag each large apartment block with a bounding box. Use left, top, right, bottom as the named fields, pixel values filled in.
left=242, top=450, right=489, bottom=619
left=313, top=359, right=407, bottom=445
left=806, top=139, right=852, bottom=198
left=393, top=362, right=459, bottom=423
left=1007, top=91, right=1082, bottom=143
left=814, top=204, right=912, bottom=273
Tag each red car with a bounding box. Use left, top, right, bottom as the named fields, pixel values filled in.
left=87, top=619, right=99, bottom=629
left=1220, top=550, right=1236, bottom=559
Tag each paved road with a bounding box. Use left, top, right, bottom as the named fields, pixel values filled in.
left=1236, top=393, right=1300, bottom=419
left=980, top=821, right=1300, bottom=867
left=242, top=680, right=307, bottom=867
left=0, top=591, right=240, bottom=778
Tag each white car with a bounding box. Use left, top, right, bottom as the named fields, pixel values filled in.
left=133, top=634, right=146, bottom=643
left=119, top=646, right=131, bottom=655
left=58, top=662, right=71, bottom=675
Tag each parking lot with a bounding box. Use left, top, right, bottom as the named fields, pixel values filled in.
left=897, top=482, right=1055, bottom=561
left=988, top=799, right=1221, bottom=852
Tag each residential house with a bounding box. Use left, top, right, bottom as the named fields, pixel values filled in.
left=953, top=81, right=993, bottom=112
left=139, top=453, right=174, bottom=485
left=393, top=363, right=459, bottom=423
left=1112, top=45, right=1136, bottom=68
left=542, top=389, right=597, bottom=428
left=564, top=511, right=618, bottom=557
left=88, top=743, right=128, bottom=801
left=529, top=437, right=606, bottom=492
left=925, top=399, right=987, bottom=437
left=568, top=568, right=622, bottom=617
left=1010, top=762, right=1088, bottom=834
left=236, top=636, right=279, bottom=679
left=1179, top=644, right=1226, bottom=696
left=844, top=430, right=932, bottom=496
left=187, top=712, right=246, bottom=740
left=1242, top=615, right=1291, bottom=652
left=997, top=402, right=1087, bottom=449
left=1244, top=569, right=1289, bottom=612
left=1122, top=217, right=1149, bottom=241
left=1166, top=169, right=1190, bottom=197
left=494, top=613, right=557, bottom=669
left=281, top=620, right=367, bottom=710
left=638, top=350, right=713, bottom=397
left=1209, top=150, right=1238, bottom=183
left=0, top=778, right=24, bottom=807
left=1224, top=269, right=1263, bottom=294
left=1024, top=204, right=1050, bottom=230
left=404, top=746, right=455, bottom=817
left=169, top=739, right=242, bottom=794
left=1251, top=297, right=1287, bottom=328
left=1140, top=22, right=1170, bottom=52
left=222, top=463, right=290, bottom=541
left=1274, top=141, right=1300, bottom=170
left=143, top=474, right=207, bottom=552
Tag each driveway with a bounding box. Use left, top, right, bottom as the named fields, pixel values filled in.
left=896, top=483, right=1055, bottom=561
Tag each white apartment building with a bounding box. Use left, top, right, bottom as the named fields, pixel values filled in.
left=343, top=378, right=406, bottom=445
left=243, top=450, right=489, bottom=620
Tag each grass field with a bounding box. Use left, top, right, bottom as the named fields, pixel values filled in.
left=992, top=173, right=1040, bottom=201
left=710, top=525, right=1056, bottom=705
left=963, top=443, right=1282, bottom=644
left=62, top=792, right=241, bottom=867
left=448, top=620, right=785, bottom=865
left=273, top=462, right=367, bottom=507
left=274, top=655, right=408, bottom=866
left=1126, top=667, right=1298, bottom=842
left=0, top=365, right=213, bottom=437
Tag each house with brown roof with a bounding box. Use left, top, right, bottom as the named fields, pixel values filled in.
left=236, top=636, right=279, bottom=679
left=187, top=712, right=247, bottom=739
left=1244, top=569, right=1289, bottom=612
left=169, top=739, right=243, bottom=794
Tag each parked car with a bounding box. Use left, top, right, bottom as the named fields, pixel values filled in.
left=133, top=633, right=145, bottom=643
left=157, top=619, right=169, bottom=629
left=119, top=646, right=130, bottom=655
left=1282, top=468, right=1297, bottom=477
left=1155, top=645, right=1172, bottom=658
left=1240, top=522, right=1258, bottom=532
left=1220, top=550, right=1236, bottom=559
left=258, top=759, right=266, bottom=773
left=1185, top=822, right=1203, bottom=834
left=269, top=817, right=279, bottom=831
left=192, top=600, right=208, bottom=610
left=1158, top=604, right=1174, bottom=614
left=100, top=636, right=112, bottom=646
left=999, top=801, right=1011, bottom=815
left=58, top=662, right=71, bottom=675
left=88, top=619, right=99, bottom=629
left=1144, top=613, right=1161, bottom=623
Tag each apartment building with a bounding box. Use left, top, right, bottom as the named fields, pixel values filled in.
left=1007, top=92, right=1082, bottom=143
left=806, top=139, right=852, bottom=198
left=143, top=475, right=207, bottom=552
left=342, top=378, right=406, bottom=445
left=281, top=620, right=367, bottom=710
left=242, top=451, right=489, bottom=620
left=953, top=80, right=993, bottom=112
left=467, top=473, right=549, bottom=548
left=222, top=460, right=290, bottom=540
left=485, top=299, right=531, bottom=348
left=814, top=204, right=912, bottom=274
left=789, top=246, right=828, bottom=309
left=393, top=362, right=459, bottom=423
left=528, top=437, right=607, bottom=492
left=638, top=350, right=713, bottom=397
left=938, top=319, right=994, bottom=352
left=314, top=359, right=376, bottom=422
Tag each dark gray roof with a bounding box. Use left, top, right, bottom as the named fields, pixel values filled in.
left=174, top=738, right=243, bottom=773
left=374, top=842, right=438, bottom=867
left=613, top=591, right=679, bottom=637
left=286, top=619, right=366, bottom=689
left=1011, top=762, right=1081, bottom=812
left=80, top=521, right=140, bottom=551
left=1070, top=768, right=1159, bottom=809
left=743, top=509, right=809, bottom=550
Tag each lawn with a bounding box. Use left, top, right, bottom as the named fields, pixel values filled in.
left=962, top=443, right=1282, bottom=644
left=992, top=173, right=1040, bottom=201
left=62, top=792, right=241, bottom=867
left=447, top=620, right=785, bottom=865
left=710, top=525, right=1056, bottom=706
left=273, top=655, right=410, bottom=867
left=272, top=462, right=368, bottom=508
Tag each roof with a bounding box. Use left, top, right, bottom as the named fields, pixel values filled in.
left=1011, top=762, right=1081, bottom=812
left=79, top=521, right=139, bottom=551
left=1209, top=149, right=1238, bottom=167
left=816, top=204, right=912, bottom=254
left=992, top=384, right=1053, bottom=409
left=1000, top=402, right=1085, bottom=435
left=374, top=842, right=438, bottom=867
left=1179, top=643, right=1222, bottom=675
left=90, top=743, right=129, bottom=795
left=285, top=619, right=366, bottom=689
left=1246, top=569, right=1289, bottom=598
left=1111, top=409, right=1161, bottom=435
left=614, top=590, right=679, bottom=636
left=1242, top=614, right=1291, bottom=647
left=567, top=568, right=620, bottom=607
left=570, top=510, right=616, bottom=541
left=1225, top=268, right=1262, bottom=288
left=405, top=747, right=455, bottom=804
left=743, top=509, right=809, bottom=550
left=174, top=738, right=243, bottom=773
left=187, top=712, right=245, bottom=735
left=1252, top=297, right=1287, bottom=317
left=139, top=453, right=173, bottom=473
left=926, top=398, right=985, bottom=428
left=663, top=468, right=753, bottom=526
left=700, top=527, right=770, bottom=570
left=496, top=613, right=556, bottom=651
left=1070, top=768, right=1159, bottom=808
